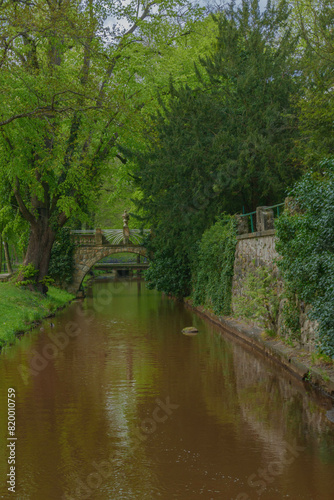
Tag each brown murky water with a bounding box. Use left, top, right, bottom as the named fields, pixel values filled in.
left=1, top=279, right=334, bottom=500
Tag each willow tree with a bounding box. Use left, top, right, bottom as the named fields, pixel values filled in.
left=0, top=0, right=202, bottom=290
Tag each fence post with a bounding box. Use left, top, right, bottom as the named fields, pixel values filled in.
left=95, top=228, right=103, bottom=245
left=256, top=207, right=274, bottom=232
left=235, top=215, right=249, bottom=235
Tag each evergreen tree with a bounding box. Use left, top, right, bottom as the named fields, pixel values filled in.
left=200, top=0, right=301, bottom=212
left=129, top=0, right=301, bottom=298
left=129, top=84, right=226, bottom=258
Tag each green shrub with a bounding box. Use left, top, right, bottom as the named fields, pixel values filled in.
left=48, top=228, right=75, bottom=285
left=233, top=265, right=280, bottom=335
left=276, top=159, right=334, bottom=357
left=279, top=289, right=301, bottom=341
left=15, top=263, right=38, bottom=287
left=144, top=249, right=191, bottom=299
left=192, top=216, right=237, bottom=315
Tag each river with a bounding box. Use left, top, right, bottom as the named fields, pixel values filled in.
left=1, top=279, right=334, bottom=499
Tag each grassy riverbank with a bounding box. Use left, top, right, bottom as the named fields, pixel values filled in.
left=0, top=282, right=74, bottom=349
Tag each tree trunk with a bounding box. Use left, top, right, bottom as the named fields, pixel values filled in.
left=22, top=218, right=56, bottom=293
left=3, top=241, right=12, bottom=274
left=13, top=246, right=18, bottom=267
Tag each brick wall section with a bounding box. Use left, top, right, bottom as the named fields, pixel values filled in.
left=231, top=230, right=318, bottom=351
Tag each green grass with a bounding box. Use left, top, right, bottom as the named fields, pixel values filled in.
left=0, top=283, right=74, bottom=349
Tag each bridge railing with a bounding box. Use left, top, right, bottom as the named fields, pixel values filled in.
left=70, top=229, right=150, bottom=246
left=71, top=230, right=96, bottom=246
left=236, top=203, right=284, bottom=235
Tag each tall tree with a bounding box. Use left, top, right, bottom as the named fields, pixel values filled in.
left=130, top=0, right=301, bottom=257
left=0, top=0, right=202, bottom=290
left=199, top=0, right=301, bottom=211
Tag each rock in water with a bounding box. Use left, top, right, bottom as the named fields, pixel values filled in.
left=326, top=408, right=334, bottom=424
left=182, top=326, right=198, bottom=336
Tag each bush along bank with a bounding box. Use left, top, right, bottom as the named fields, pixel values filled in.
left=144, top=215, right=237, bottom=307
left=191, top=216, right=237, bottom=315
left=0, top=282, right=74, bottom=350
left=276, top=160, right=334, bottom=359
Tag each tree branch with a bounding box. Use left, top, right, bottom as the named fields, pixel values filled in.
left=13, top=177, right=36, bottom=225
left=97, top=2, right=155, bottom=104
left=116, top=154, right=127, bottom=164
left=58, top=211, right=69, bottom=228
left=0, top=103, right=105, bottom=128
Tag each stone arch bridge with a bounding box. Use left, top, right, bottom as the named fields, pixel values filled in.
left=68, top=228, right=149, bottom=295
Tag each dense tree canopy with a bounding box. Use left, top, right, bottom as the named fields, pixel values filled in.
left=200, top=0, right=301, bottom=211
left=0, top=0, right=203, bottom=289
left=128, top=0, right=302, bottom=297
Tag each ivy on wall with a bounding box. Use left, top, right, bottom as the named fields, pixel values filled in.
left=276, top=159, right=334, bottom=357
left=48, top=228, right=75, bottom=286
left=233, top=265, right=280, bottom=336
left=192, top=216, right=237, bottom=315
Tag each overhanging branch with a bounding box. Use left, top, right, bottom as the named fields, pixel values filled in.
left=13, top=177, right=36, bottom=225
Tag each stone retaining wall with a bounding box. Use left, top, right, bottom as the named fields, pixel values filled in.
left=231, top=230, right=318, bottom=351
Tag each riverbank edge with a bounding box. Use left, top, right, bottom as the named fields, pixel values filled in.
left=184, top=298, right=334, bottom=399
left=0, top=284, right=75, bottom=352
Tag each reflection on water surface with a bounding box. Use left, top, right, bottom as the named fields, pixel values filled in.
left=0, top=279, right=334, bottom=499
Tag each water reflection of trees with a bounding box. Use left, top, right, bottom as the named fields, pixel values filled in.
left=198, top=324, right=334, bottom=498
left=1, top=281, right=334, bottom=499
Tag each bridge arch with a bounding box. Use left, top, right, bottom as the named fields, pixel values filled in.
left=68, top=245, right=147, bottom=295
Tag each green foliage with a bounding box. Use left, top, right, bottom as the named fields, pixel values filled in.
left=233, top=265, right=280, bottom=335
left=15, top=263, right=38, bottom=287
left=128, top=0, right=301, bottom=275
left=48, top=228, right=75, bottom=285
left=144, top=249, right=191, bottom=298
left=311, top=350, right=333, bottom=367
left=290, top=0, right=334, bottom=165
left=0, top=0, right=204, bottom=279
left=15, top=263, right=55, bottom=289
left=276, top=159, right=334, bottom=357
left=38, top=276, right=55, bottom=288
left=192, top=216, right=237, bottom=315
left=128, top=83, right=227, bottom=258
left=198, top=0, right=302, bottom=211
left=0, top=202, right=29, bottom=259
left=280, top=290, right=301, bottom=341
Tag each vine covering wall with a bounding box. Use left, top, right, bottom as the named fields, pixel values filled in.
left=275, top=162, right=334, bottom=357
left=192, top=217, right=237, bottom=315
